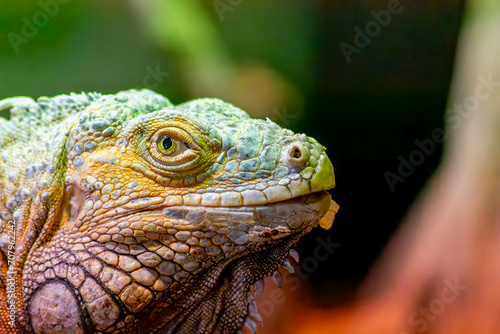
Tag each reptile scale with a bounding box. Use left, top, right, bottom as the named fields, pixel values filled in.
left=0, top=89, right=338, bottom=334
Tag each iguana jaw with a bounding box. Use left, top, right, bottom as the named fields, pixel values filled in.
left=142, top=191, right=337, bottom=333
left=161, top=191, right=336, bottom=245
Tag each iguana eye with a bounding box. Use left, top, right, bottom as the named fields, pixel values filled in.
left=147, top=125, right=206, bottom=173
left=157, top=135, right=177, bottom=155
left=151, top=129, right=190, bottom=160
left=130, top=118, right=222, bottom=179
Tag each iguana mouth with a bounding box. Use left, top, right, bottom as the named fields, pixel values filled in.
left=80, top=190, right=338, bottom=238
left=161, top=191, right=339, bottom=244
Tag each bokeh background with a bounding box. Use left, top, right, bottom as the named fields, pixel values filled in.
left=0, top=0, right=465, bottom=324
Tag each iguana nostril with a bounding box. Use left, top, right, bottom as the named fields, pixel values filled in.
left=292, top=147, right=301, bottom=158
left=287, top=143, right=309, bottom=168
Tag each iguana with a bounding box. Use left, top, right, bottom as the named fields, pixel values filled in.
left=0, top=90, right=338, bottom=334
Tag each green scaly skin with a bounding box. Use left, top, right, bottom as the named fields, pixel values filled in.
left=0, top=90, right=337, bottom=334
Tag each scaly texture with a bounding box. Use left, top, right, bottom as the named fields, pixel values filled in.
left=0, top=89, right=338, bottom=334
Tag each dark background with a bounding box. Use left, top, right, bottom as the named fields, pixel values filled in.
left=0, top=0, right=465, bottom=306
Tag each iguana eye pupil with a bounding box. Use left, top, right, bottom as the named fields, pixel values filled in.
left=162, top=136, right=173, bottom=150
left=157, top=135, right=177, bottom=155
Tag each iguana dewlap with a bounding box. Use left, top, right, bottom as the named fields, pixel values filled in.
left=0, top=90, right=338, bottom=334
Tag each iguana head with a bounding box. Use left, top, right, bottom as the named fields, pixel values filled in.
left=10, top=90, right=338, bottom=333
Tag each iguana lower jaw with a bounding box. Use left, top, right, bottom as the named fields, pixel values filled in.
left=143, top=191, right=337, bottom=334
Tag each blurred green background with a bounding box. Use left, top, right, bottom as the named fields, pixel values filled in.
left=0, top=0, right=464, bottom=306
